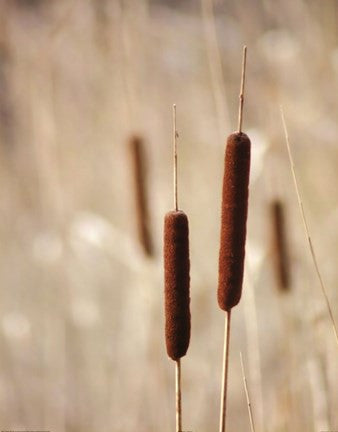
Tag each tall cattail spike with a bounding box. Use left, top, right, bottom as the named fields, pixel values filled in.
left=218, top=47, right=251, bottom=432
left=165, top=105, right=190, bottom=432
left=218, top=45, right=250, bottom=311
left=164, top=210, right=191, bottom=360
left=218, top=132, right=251, bottom=311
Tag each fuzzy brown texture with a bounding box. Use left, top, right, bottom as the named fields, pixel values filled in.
left=271, top=200, right=290, bottom=291
left=14, top=0, right=44, bottom=8
left=218, top=132, right=251, bottom=311
left=129, top=135, right=153, bottom=257
left=164, top=210, right=190, bottom=360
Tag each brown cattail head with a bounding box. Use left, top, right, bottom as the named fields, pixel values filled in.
left=164, top=210, right=190, bottom=360
left=270, top=200, right=290, bottom=291
left=218, top=132, right=251, bottom=311
left=129, top=135, right=153, bottom=257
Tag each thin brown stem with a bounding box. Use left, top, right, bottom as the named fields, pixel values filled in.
left=175, top=359, right=182, bottom=432
left=238, top=46, right=247, bottom=133
left=280, top=106, right=338, bottom=348
left=172, top=103, right=179, bottom=211
left=240, top=352, right=256, bottom=432
left=173, top=104, right=178, bottom=211
left=219, top=310, right=231, bottom=432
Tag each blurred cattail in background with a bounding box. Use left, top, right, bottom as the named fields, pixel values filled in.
left=270, top=199, right=291, bottom=292
left=128, top=135, right=153, bottom=257
left=0, top=24, right=14, bottom=149
left=13, top=0, right=43, bottom=9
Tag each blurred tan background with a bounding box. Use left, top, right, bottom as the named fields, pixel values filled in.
left=0, top=0, right=338, bottom=431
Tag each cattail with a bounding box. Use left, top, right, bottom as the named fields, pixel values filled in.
left=218, top=46, right=250, bottom=432
left=163, top=105, right=191, bottom=432
left=164, top=210, right=190, bottom=360
left=129, top=135, right=153, bottom=257
left=270, top=199, right=290, bottom=291
left=218, top=131, right=251, bottom=310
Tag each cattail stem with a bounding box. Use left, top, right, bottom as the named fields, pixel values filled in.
left=240, top=352, right=256, bottom=432
left=219, top=310, right=231, bottom=432
left=175, top=359, right=182, bottom=432
left=173, top=104, right=178, bottom=211
left=280, top=106, right=338, bottom=348
left=237, top=46, right=247, bottom=133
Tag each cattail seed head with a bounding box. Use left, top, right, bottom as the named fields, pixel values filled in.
left=164, top=210, right=190, bottom=360
left=129, top=135, right=153, bottom=257
left=270, top=200, right=290, bottom=291
left=218, top=132, right=251, bottom=311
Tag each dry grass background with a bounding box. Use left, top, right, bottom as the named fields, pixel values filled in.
left=0, top=0, right=338, bottom=431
